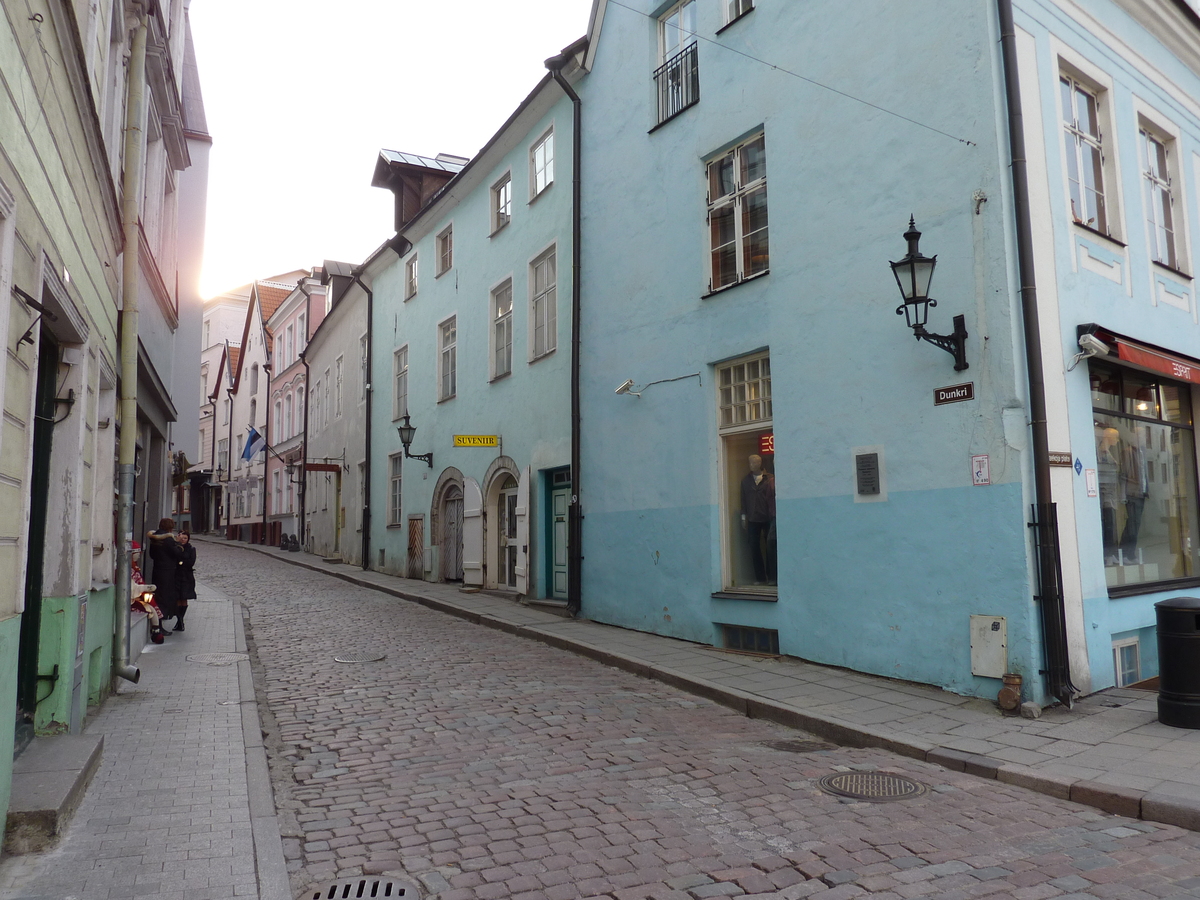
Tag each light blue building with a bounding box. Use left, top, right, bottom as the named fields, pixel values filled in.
left=572, top=0, right=1200, bottom=705
left=363, top=66, right=580, bottom=603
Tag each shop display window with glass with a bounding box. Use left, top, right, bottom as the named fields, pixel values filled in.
left=1090, top=360, right=1200, bottom=589
left=718, top=353, right=776, bottom=593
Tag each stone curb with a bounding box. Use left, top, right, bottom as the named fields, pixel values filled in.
left=212, top=538, right=1200, bottom=835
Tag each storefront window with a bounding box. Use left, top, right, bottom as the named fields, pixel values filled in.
left=1091, top=361, right=1199, bottom=589
left=718, top=353, right=776, bottom=593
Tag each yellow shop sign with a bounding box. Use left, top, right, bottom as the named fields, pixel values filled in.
left=453, top=435, right=499, bottom=448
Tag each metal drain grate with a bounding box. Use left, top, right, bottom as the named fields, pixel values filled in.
left=302, top=876, right=414, bottom=898
left=816, top=771, right=928, bottom=802
left=763, top=739, right=836, bottom=753
left=185, top=653, right=249, bottom=665
left=333, top=652, right=386, bottom=663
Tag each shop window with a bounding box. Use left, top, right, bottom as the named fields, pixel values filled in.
left=717, top=352, right=775, bottom=593
left=1090, top=360, right=1199, bottom=590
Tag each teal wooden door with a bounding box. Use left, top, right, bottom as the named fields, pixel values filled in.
left=551, top=487, right=569, bottom=599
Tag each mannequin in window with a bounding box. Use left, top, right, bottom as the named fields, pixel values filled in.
left=1119, top=434, right=1149, bottom=562
left=740, top=454, right=776, bottom=585
left=1095, top=425, right=1123, bottom=566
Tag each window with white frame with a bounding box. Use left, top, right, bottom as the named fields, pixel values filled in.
left=1140, top=124, right=1179, bottom=270
left=285, top=324, right=294, bottom=367
left=357, top=336, right=367, bottom=400
left=492, top=279, right=513, bottom=378
left=436, top=225, right=453, bottom=276
left=389, top=453, right=403, bottom=525
left=274, top=399, right=282, bottom=439
left=217, top=438, right=228, bottom=472
left=531, top=249, right=557, bottom=359
left=723, top=0, right=753, bottom=25
left=1061, top=72, right=1111, bottom=234
left=250, top=363, right=259, bottom=394
left=531, top=130, right=554, bottom=198
left=393, top=346, right=408, bottom=420
left=1113, top=638, right=1140, bottom=688
left=323, top=370, right=330, bottom=427
left=333, top=355, right=343, bottom=420
left=273, top=470, right=282, bottom=515
left=405, top=254, right=418, bottom=299
left=236, top=432, right=244, bottom=469
left=492, top=174, right=512, bottom=233
left=284, top=393, right=293, bottom=438
left=439, top=317, right=457, bottom=400
left=249, top=399, right=256, bottom=428
left=223, top=398, right=230, bottom=425
left=717, top=351, right=775, bottom=593
left=312, top=380, right=322, bottom=433
left=297, top=386, right=305, bottom=431
left=297, top=313, right=306, bottom=346
left=707, top=133, right=768, bottom=291
left=656, top=0, right=698, bottom=125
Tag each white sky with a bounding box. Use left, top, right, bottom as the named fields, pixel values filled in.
left=189, top=0, right=594, bottom=299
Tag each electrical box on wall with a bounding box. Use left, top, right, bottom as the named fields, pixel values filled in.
left=969, top=615, right=1007, bottom=677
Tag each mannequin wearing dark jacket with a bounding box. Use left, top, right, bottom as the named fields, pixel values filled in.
left=175, top=532, right=196, bottom=631
left=740, top=454, right=777, bottom=584
left=147, top=517, right=184, bottom=623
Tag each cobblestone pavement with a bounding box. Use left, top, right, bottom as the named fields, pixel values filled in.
left=203, top=542, right=1200, bottom=900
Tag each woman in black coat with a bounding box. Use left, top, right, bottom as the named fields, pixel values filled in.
left=147, top=517, right=184, bottom=627
left=175, top=531, right=196, bottom=632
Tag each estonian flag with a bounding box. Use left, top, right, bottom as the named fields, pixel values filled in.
left=242, top=426, right=267, bottom=461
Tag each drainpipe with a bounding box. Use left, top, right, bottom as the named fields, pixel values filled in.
left=350, top=271, right=373, bottom=570
left=546, top=53, right=583, bottom=617
left=997, top=0, right=1077, bottom=706
left=297, top=279, right=313, bottom=546
left=113, top=9, right=148, bottom=686
left=225, top=386, right=233, bottom=535
left=261, top=363, right=269, bottom=544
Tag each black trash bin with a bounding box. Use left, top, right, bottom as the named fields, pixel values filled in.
left=1156, top=596, right=1200, bottom=728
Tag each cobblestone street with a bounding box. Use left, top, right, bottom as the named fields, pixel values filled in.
left=203, top=542, right=1200, bottom=900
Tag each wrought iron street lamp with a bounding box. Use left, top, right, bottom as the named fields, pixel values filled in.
left=889, top=216, right=969, bottom=371
left=397, top=414, right=433, bottom=468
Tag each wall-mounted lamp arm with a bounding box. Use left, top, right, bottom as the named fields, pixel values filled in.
left=913, top=316, right=969, bottom=371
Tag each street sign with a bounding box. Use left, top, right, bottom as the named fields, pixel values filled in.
left=453, top=435, right=499, bottom=448
left=934, top=382, right=974, bottom=405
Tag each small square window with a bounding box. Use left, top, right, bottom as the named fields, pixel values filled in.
left=436, top=227, right=453, bottom=276
left=492, top=174, right=512, bottom=233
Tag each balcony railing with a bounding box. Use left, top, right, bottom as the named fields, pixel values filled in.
left=654, top=42, right=699, bottom=126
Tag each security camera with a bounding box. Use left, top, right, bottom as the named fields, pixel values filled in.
left=1067, top=333, right=1112, bottom=371
left=615, top=379, right=635, bottom=395
left=1078, top=333, right=1110, bottom=357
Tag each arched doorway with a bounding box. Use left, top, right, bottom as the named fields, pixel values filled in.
left=441, top=483, right=464, bottom=582
left=496, top=475, right=518, bottom=589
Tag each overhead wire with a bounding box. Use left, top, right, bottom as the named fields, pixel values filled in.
left=605, top=0, right=976, bottom=148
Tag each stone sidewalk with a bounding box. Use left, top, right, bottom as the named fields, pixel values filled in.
left=0, top=580, right=290, bottom=900
left=216, top=536, right=1200, bottom=835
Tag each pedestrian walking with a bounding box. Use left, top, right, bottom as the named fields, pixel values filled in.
left=146, top=517, right=184, bottom=631
left=175, top=530, right=196, bottom=632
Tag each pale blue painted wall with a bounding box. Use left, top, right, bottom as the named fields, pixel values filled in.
left=1018, top=0, right=1200, bottom=689
left=577, top=0, right=1048, bottom=699
left=369, top=94, right=575, bottom=595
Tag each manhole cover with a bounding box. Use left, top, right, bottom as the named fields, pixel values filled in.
left=301, top=876, right=415, bottom=899
left=816, top=772, right=927, bottom=802
left=763, top=739, right=836, bottom=753
left=186, top=653, right=249, bottom=665
left=333, top=652, right=386, bottom=663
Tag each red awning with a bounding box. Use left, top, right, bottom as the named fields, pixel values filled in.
left=1093, top=328, right=1200, bottom=386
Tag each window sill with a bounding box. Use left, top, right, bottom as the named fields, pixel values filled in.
left=1072, top=221, right=1126, bottom=249
left=387, top=522, right=403, bottom=529
left=715, top=5, right=754, bottom=35
left=702, top=268, right=769, bottom=299
left=1152, top=259, right=1193, bottom=281
left=712, top=590, right=777, bottom=601
left=434, top=269, right=452, bottom=279
left=529, top=348, right=557, bottom=364
left=489, top=371, right=512, bottom=384
left=489, top=222, right=510, bottom=238
left=648, top=98, right=699, bottom=135
left=404, top=292, right=417, bottom=302
left=1108, top=575, right=1200, bottom=599
left=437, top=394, right=456, bottom=403
left=529, top=182, right=554, bottom=206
